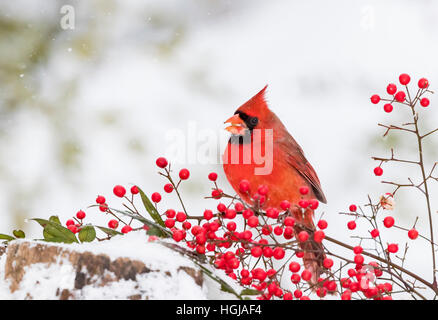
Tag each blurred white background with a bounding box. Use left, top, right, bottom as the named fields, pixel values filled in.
left=0, top=0, right=437, bottom=297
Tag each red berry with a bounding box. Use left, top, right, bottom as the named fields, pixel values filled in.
left=176, top=211, right=187, bottom=222
left=262, top=225, right=272, bottom=235
left=387, top=243, right=398, bottom=253
left=418, top=78, right=429, bottom=89
left=353, top=246, right=363, bottom=254
left=347, top=221, right=356, bottom=230
left=163, top=183, right=174, bottom=193
left=383, top=104, right=393, bottom=113
left=121, top=225, right=132, bottom=234
left=130, top=186, right=139, bottom=194
left=299, top=186, right=309, bottom=195
left=316, top=287, right=327, bottom=298
left=242, top=209, right=253, bottom=219
left=386, top=83, right=397, bottom=95
left=108, top=219, right=118, bottom=229
left=296, top=251, right=305, bottom=258
left=182, top=221, right=191, bottom=230
left=314, top=230, right=325, bottom=243
left=283, top=227, right=294, bottom=239
left=173, top=230, right=185, bottom=242
left=280, top=200, right=291, bottom=211
left=195, top=233, right=207, bottom=244
left=208, top=172, right=218, bottom=181
left=290, top=273, right=301, bottom=284
left=203, top=209, right=213, bottom=220
left=283, top=292, right=293, bottom=300
left=156, top=157, right=168, bottom=168
left=99, top=204, right=108, bottom=212
left=289, top=262, right=301, bottom=273
left=113, top=185, right=126, bottom=197
left=294, top=290, right=303, bottom=298
left=326, top=281, right=337, bottom=292
left=370, top=94, right=380, bottom=104
left=383, top=216, right=395, bottom=228
left=211, top=189, right=222, bottom=199
left=273, top=247, right=285, bottom=260
left=179, top=169, right=190, bottom=180
left=241, top=269, right=250, bottom=278
left=266, top=207, right=279, bottom=219
left=241, top=230, right=253, bottom=240
left=301, top=270, right=312, bottom=281
left=227, top=221, right=236, bottom=231
left=76, top=210, right=86, bottom=220
left=298, top=231, right=309, bottom=242
left=374, top=167, right=383, bottom=176
left=166, top=209, right=176, bottom=218
left=263, top=247, right=273, bottom=258
left=217, top=203, right=227, bottom=212
left=257, top=185, right=269, bottom=196
left=196, top=245, right=206, bottom=254
left=66, top=219, right=75, bottom=226
left=399, top=73, right=411, bottom=85
left=341, top=291, right=351, bottom=300
left=420, top=97, right=430, bottom=107
left=225, top=209, right=237, bottom=219
left=317, top=220, right=328, bottom=230
left=165, top=219, right=175, bottom=228
left=234, top=202, right=244, bottom=212
left=394, top=91, right=406, bottom=102
left=96, top=195, right=106, bottom=204
left=308, top=199, right=319, bottom=210
left=298, top=200, right=309, bottom=208
left=251, top=246, right=262, bottom=258
left=354, top=254, right=364, bottom=265
left=252, top=268, right=267, bottom=282
left=370, top=229, right=380, bottom=238
left=349, top=204, right=357, bottom=212
left=284, top=216, right=295, bottom=227
left=239, top=180, right=250, bottom=193
left=323, top=258, right=333, bottom=269
left=68, top=225, right=78, bottom=233
left=408, top=228, right=419, bottom=240
left=247, top=216, right=259, bottom=228
left=274, top=226, right=283, bottom=236
left=151, top=192, right=161, bottom=203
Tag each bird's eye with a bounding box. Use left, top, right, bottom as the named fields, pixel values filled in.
left=249, top=117, right=259, bottom=127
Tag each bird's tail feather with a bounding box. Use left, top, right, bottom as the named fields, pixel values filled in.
left=292, top=207, right=325, bottom=287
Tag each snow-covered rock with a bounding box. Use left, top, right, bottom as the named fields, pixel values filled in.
left=0, top=233, right=237, bottom=300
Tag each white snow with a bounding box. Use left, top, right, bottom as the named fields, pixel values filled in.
left=0, top=233, right=237, bottom=300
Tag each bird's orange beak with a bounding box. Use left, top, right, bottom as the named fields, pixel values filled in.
left=224, top=114, right=246, bottom=135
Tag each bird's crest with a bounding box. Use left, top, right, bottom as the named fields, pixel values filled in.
left=236, top=85, right=270, bottom=117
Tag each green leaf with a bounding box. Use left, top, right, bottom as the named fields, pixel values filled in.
left=138, top=187, right=165, bottom=227
left=78, top=225, right=96, bottom=243
left=49, top=215, right=62, bottom=225
left=33, top=218, right=50, bottom=228
left=0, top=234, right=15, bottom=241
left=96, top=226, right=123, bottom=236
left=240, top=288, right=261, bottom=296
left=12, top=230, right=25, bottom=238
left=32, top=218, right=78, bottom=244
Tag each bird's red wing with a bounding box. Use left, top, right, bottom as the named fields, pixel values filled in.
left=277, top=135, right=327, bottom=204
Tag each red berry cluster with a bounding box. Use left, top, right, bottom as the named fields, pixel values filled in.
left=149, top=157, right=338, bottom=300
left=370, top=74, right=431, bottom=177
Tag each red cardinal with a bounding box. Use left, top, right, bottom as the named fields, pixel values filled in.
left=222, top=85, right=327, bottom=285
